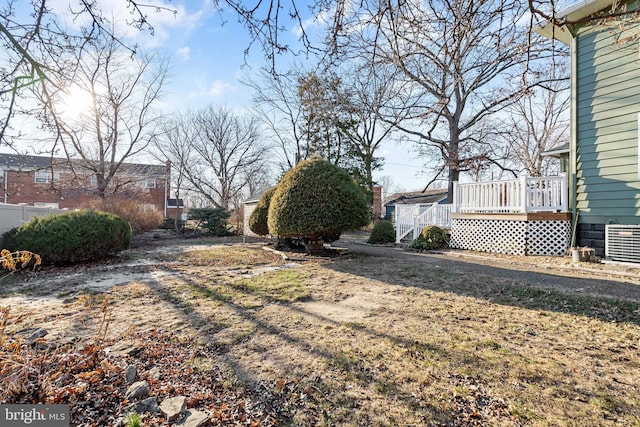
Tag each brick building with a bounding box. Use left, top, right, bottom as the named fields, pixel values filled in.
left=0, top=153, right=177, bottom=217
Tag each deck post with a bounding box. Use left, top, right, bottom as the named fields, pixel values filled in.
left=560, top=173, right=568, bottom=213
left=520, top=175, right=528, bottom=213
left=452, top=182, right=459, bottom=213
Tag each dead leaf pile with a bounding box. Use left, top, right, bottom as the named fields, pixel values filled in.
left=1, top=330, right=320, bottom=426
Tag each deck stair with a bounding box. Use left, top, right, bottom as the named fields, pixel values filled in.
left=395, top=203, right=452, bottom=244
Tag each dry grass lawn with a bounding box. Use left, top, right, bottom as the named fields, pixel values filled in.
left=1, top=237, right=639, bottom=426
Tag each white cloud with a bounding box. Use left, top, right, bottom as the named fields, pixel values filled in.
left=186, top=79, right=234, bottom=101
left=293, top=8, right=331, bottom=37
left=124, top=2, right=205, bottom=49
left=207, top=80, right=234, bottom=97
left=176, top=46, right=191, bottom=62
left=46, top=0, right=206, bottom=49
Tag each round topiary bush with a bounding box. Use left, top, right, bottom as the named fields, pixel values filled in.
left=268, top=156, right=370, bottom=244
left=367, top=220, right=395, bottom=244
left=2, top=210, right=132, bottom=265
left=409, top=225, right=449, bottom=250
left=248, top=187, right=276, bottom=236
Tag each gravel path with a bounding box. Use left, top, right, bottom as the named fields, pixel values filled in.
left=336, top=240, right=640, bottom=303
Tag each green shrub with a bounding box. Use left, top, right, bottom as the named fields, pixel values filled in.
left=190, top=207, right=233, bottom=236
left=409, top=225, right=449, bottom=250
left=268, top=156, right=369, bottom=244
left=2, top=210, right=131, bottom=265
left=367, top=220, right=395, bottom=244
left=248, top=187, right=276, bottom=236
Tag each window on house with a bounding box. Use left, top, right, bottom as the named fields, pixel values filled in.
left=167, top=198, right=184, bottom=208
left=34, top=171, right=49, bottom=184
left=144, top=178, right=156, bottom=189
left=34, top=171, right=59, bottom=184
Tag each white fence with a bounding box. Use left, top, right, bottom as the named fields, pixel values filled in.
left=453, top=175, right=567, bottom=213
left=395, top=203, right=452, bottom=243
left=0, top=203, right=67, bottom=236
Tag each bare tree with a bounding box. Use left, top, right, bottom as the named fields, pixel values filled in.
left=42, top=32, right=168, bottom=198
left=338, top=61, right=406, bottom=205
left=497, top=63, right=569, bottom=177
left=247, top=56, right=403, bottom=209
left=247, top=61, right=396, bottom=209
left=0, top=1, right=176, bottom=147
left=244, top=68, right=308, bottom=171
left=330, top=0, right=541, bottom=198
left=160, top=106, right=271, bottom=209
left=154, top=113, right=199, bottom=229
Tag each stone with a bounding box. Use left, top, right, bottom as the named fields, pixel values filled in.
left=131, top=396, right=159, bottom=414
left=174, top=410, right=210, bottom=427
left=125, top=381, right=150, bottom=401
left=148, top=366, right=161, bottom=381
left=124, top=365, right=137, bottom=383
left=159, top=396, right=186, bottom=422
left=106, top=342, right=142, bottom=357
left=17, top=327, right=47, bottom=344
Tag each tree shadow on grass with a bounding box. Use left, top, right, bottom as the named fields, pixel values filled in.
left=141, top=263, right=519, bottom=425
left=328, top=244, right=640, bottom=326
left=136, top=250, right=640, bottom=426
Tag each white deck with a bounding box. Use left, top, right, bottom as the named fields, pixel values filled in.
left=395, top=175, right=568, bottom=243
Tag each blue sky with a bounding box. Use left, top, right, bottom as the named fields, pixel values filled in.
left=114, top=1, right=429, bottom=193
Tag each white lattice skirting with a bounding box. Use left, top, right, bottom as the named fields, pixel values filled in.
left=450, top=218, right=571, bottom=256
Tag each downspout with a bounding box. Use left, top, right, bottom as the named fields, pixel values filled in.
left=3, top=170, right=7, bottom=203
left=164, top=160, right=170, bottom=218
left=164, top=175, right=168, bottom=218
left=569, top=26, right=578, bottom=230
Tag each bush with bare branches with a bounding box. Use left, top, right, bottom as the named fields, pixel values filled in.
left=82, top=199, right=163, bottom=235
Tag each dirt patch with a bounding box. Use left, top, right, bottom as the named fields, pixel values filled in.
left=2, top=235, right=640, bottom=426
left=295, top=288, right=397, bottom=323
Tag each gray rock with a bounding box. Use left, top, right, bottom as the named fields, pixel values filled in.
left=174, top=410, right=210, bottom=427
left=107, top=342, right=142, bottom=357
left=125, top=381, right=149, bottom=401
left=148, top=366, right=161, bottom=381
left=131, top=396, right=159, bottom=414
left=159, top=396, right=186, bottom=422
left=17, top=327, right=47, bottom=344
left=113, top=415, right=128, bottom=427
left=124, top=365, right=137, bottom=383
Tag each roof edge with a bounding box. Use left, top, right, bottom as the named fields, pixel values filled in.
left=534, top=0, right=618, bottom=44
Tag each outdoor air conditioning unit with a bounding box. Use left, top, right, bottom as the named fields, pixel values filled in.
left=605, top=224, right=640, bottom=263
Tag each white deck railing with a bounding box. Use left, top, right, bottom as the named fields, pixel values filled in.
left=453, top=175, right=567, bottom=213
left=395, top=203, right=453, bottom=243
left=393, top=175, right=567, bottom=243
left=395, top=204, right=422, bottom=243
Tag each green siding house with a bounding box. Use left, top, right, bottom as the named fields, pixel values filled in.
left=538, top=0, right=640, bottom=257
